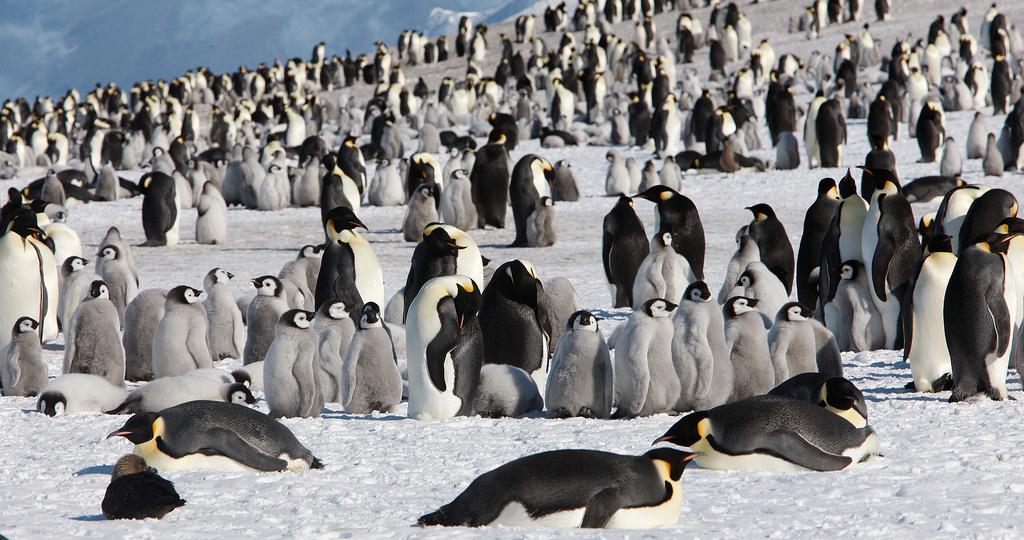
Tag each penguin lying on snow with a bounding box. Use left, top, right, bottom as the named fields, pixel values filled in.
left=108, top=400, right=323, bottom=472
left=102, top=454, right=186, bottom=520
left=418, top=448, right=699, bottom=528
left=656, top=395, right=878, bottom=472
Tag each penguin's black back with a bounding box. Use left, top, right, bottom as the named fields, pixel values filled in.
left=469, top=143, right=510, bottom=228
left=315, top=239, right=363, bottom=314
left=102, top=471, right=185, bottom=520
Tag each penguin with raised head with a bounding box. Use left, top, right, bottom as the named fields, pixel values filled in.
left=314, top=299, right=355, bottom=403
left=903, top=235, right=956, bottom=392
left=479, top=260, right=551, bottom=392
left=122, top=289, right=166, bottom=382
left=340, top=302, right=401, bottom=414
left=265, top=309, right=322, bottom=418
left=244, top=275, right=289, bottom=365
left=632, top=231, right=695, bottom=310
left=417, top=447, right=699, bottom=529
left=138, top=172, right=179, bottom=247
left=613, top=298, right=679, bottom=418
left=768, top=373, right=868, bottom=427
left=747, top=203, right=795, bottom=294
left=634, top=186, right=705, bottom=279
left=406, top=275, right=483, bottom=420
left=545, top=311, right=613, bottom=419
left=828, top=260, right=884, bottom=352
left=946, top=234, right=1017, bottom=402
left=724, top=296, right=774, bottom=401
left=655, top=395, right=878, bottom=471
left=151, top=286, right=212, bottom=379
left=602, top=196, right=649, bottom=308
left=402, top=223, right=484, bottom=322
left=64, top=280, right=125, bottom=386
left=102, top=454, right=186, bottom=520
left=440, top=169, right=477, bottom=231
left=107, top=401, right=322, bottom=472
left=470, top=131, right=511, bottom=229
left=316, top=206, right=384, bottom=316
left=1, top=317, right=46, bottom=396
left=203, top=268, right=244, bottom=360
left=797, top=179, right=841, bottom=306
left=719, top=233, right=760, bottom=304
left=672, top=281, right=732, bottom=412
left=509, top=155, right=554, bottom=247
left=957, top=189, right=1018, bottom=255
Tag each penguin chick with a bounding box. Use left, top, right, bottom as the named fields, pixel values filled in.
left=471, top=364, right=544, bottom=418
left=672, top=281, right=732, bottom=412
left=613, top=298, right=680, bottom=418
left=341, top=302, right=402, bottom=414
left=64, top=280, right=125, bottom=386
left=767, top=302, right=819, bottom=385
left=151, top=286, right=212, bottom=379
left=264, top=309, right=323, bottom=418
left=1, top=317, right=47, bottom=396
left=106, top=372, right=255, bottom=414
left=244, top=276, right=289, bottom=365
left=314, top=299, right=356, bottom=403
left=526, top=196, right=556, bottom=247
left=545, top=310, right=613, bottom=419
left=102, top=455, right=186, bottom=520
left=632, top=231, right=696, bottom=310
left=403, top=183, right=440, bottom=242
left=440, top=169, right=477, bottom=231
left=203, top=268, right=244, bottom=360
left=724, top=296, right=774, bottom=401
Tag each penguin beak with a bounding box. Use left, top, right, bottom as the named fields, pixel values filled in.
left=251, top=279, right=261, bottom=287
left=681, top=452, right=703, bottom=462
left=653, top=434, right=675, bottom=445
left=106, top=430, right=132, bottom=439
left=226, top=271, right=235, bottom=279
left=349, top=217, right=368, bottom=230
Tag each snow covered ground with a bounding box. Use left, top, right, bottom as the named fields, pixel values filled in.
left=2, top=0, right=1024, bottom=538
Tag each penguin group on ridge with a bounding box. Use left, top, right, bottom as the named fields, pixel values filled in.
left=0, top=0, right=1023, bottom=530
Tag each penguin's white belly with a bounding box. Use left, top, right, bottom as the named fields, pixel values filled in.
left=407, top=340, right=462, bottom=421
left=491, top=502, right=585, bottom=528
left=489, top=485, right=682, bottom=529
left=137, top=446, right=258, bottom=473
left=908, top=261, right=954, bottom=391
left=349, top=241, right=385, bottom=306
left=166, top=190, right=182, bottom=246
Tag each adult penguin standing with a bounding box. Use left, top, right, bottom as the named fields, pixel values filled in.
left=746, top=204, right=795, bottom=294
left=819, top=172, right=868, bottom=329
left=138, top=172, right=179, bottom=247
left=816, top=98, right=847, bottom=168
left=916, top=102, right=944, bottom=162
left=320, top=154, right=361, bottom=224
left=602, top=196, right=649, bottom=308
left=0, top=212, right=54, bottom=351
left=478, top=260, right=551, bottom=393
left=634, top=186, right=706, bottom=280
left=470, top=131, right=511, bottom=229
left=509, top=155, right=554, bottom=247
left=315, top=207, right=385, bottom=317
left=957, top=189, right=1018, bottom=255
left=797, top=179, right=841, bottom=306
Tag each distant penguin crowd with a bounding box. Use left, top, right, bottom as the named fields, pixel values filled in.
left=1, top=0, right=1023, bottom=530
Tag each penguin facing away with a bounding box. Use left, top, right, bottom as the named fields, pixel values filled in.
left=603, top=195, right=650, bottom=308
left=102, top=454, right=186, bottom=520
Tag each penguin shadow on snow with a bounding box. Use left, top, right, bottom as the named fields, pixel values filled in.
left=321, top=410, right=405, bottom=421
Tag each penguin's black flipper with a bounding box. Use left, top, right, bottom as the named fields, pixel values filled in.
left=989, top=284, right=1013, bottom=358
left=425, top=299, right=461, bottom=392
left=871, top=194, right=919, bottom=301
left=581, top=487, right=624, bottom=528
left=759, top=431, right=853, bottom=472
left=197, top=428, right=289, bottom=472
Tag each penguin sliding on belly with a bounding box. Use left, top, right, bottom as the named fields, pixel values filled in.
left=418, top=448, right=698, bottom=529
left=655, top=395, right=878, bottom=472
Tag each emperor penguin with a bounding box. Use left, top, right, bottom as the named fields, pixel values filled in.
left=122, top=289, right=166, bottom=382
left=406, top=275, right=484, bottom=420
left=58, top=256, right=95, bottom=328
left=655, top=395, right=878, bottom=471
left=341, top=302, right=402, bottom=414
left=552, top=160, right=579, bottom=202
left=196, top=182, right=228, bottom=245
left=526, top=197, right=556, bottom=248
left=767, top=302, right=819, bottom=384
left=368, top=158, right=405, bottom=207
left=107, top=401, right=322, bottom=472
left=403, top=183, right=440, bottom=242
left=747, top=203, right=795, bottom=293
left=768, top=373, right=868, bottom=427
left=106, top=372, right=255, bottom=414
left=316, top=206, right=385, bottom=316
left=469, top=131, right=511, bottom=229
left=101, top=454, right=186, bottom=520
left=509, top=155, right=554, bottom=247
left=138, top=172, right=179, bottom=247
left=634, top=186, right=706, bottom=279
left=724, top=296, right=775, bottom=401
left=402, top=223, right=484, bottom=322
left=293, top=156, right=321, bottom=207
left=0, top=212, right=59, bottom=349
left=631, top=231, right=696, bottom=310
left=965, top=112, right=988, bottom=159
left=152, top=286, right=212, bottom=379
left=804, top=93, right=827, bottom=167
left=612, top=298, right=679, bottom=418
left=605, top=150, right=631, bottom=196
left=440, top=169, right=477, bottom=231
left=796, top=179, right=841, bottom=307
left=97, top=227, right=139, bottom=286
left=471, top=364, right=544, bottom=418
left=603, top=195, right=650, bottom=308
left=36, top=373, right=128, bottom=416
left=98, top=244, right=138, bottom=328
left=815, top=98, right=847, bottom=168
left=42, top=208, right=82, bottom=268
left=244, top=276, right=289, bottom=365
left=417, top=448, right=699, bottom=529
left=545, top=310, right=613, bottom=419
left=939, top=137, right=961, bottom=177
left=946, top=234, right=1017, bottom=402
left=64, top=280, right=125, bottom=386
left=719, top=233, right=760, bottom=304
left=40, top=169, right=66, bottom=206
left=478, top=260, right=551, bottom=393
left=672, top=281, right=732, bottom=412
left=203, top=268, right=244, bottom=360
left=904, top=235, right=956, bottom=392
left=1, top=317, right=47, bottom=396
left=727, top=262, right=789, bottom=323
left=314, top=299, right=356, bottom=404
left=265, top=309, right=323, bottom=418
left=829, top=260, right=884, bottom=352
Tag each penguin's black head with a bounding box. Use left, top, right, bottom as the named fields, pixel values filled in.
left=634, top=185, right=677, bottom=203
left=230, top=369, right=252, bottom=387
left=450, top=278, right=482, bottom=328
left=324, top=206, right=368, bottom=236
left=282, top=308, right=314, bottom=329
left=684, top=281, right=712, bottom=303
left=63, top=256, right=88, bottom=274
left=857, top=166, right=901, bottom=196
left=423, top=224, right=463, bottom=255
left=736, top=268, right=755, bottom=288
left=12, top=316, right=39, bottom=337
left=108, top=412, right=160, bottom=444
left=745, top=203, right=775, bottom=221
left=89, top=280, right=109, bottom=299
left=567, top=310, right=600, bottom=332
left=821, top=377, right=868, bottom=424
left=970, top=233, right=1013, bottom=254
left=817, top=178, right=839, bottom=199
left=997, top=217, right=1024, bottom=235
left=642, top=298, right=677, bottom=318
left=98, top=244, right=120, bottom=261
left=487, top=129, right=508, bottom=146
left=724, top=296, right=758, bottom=317
left=925, top=235, right=954, bottom=255
left=300, top=244, right=323, bottom=258
left=253, top=275, right=283, bottom=297
left=36, top=391, right=67, bottom=417
left=359, top=302, right=382, bottom=328
left=495, top=260, right=541, bottom=306
left=780, top=301, right=813, bottom=322
left=654, top=410, right=710, bottom=449
left=643, top=448, right=700, bottom=481
left=169, top=285, right=202, bottom=304
left=6, top=211, right=43, bottom=238
left=226, top=382, right=256, bottom=405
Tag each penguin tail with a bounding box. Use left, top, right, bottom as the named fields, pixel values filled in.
left=416, top=509, right=452, bottom=527
left=104, top=395, right=141, bottom=415
left=310, top=457, right=325, bottom=470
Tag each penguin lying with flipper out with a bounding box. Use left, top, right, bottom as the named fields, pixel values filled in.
left=655, top=395, right=878, bottom=472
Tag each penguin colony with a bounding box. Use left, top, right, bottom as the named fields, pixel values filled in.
left=0, top=0, right=1023, bottom=532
